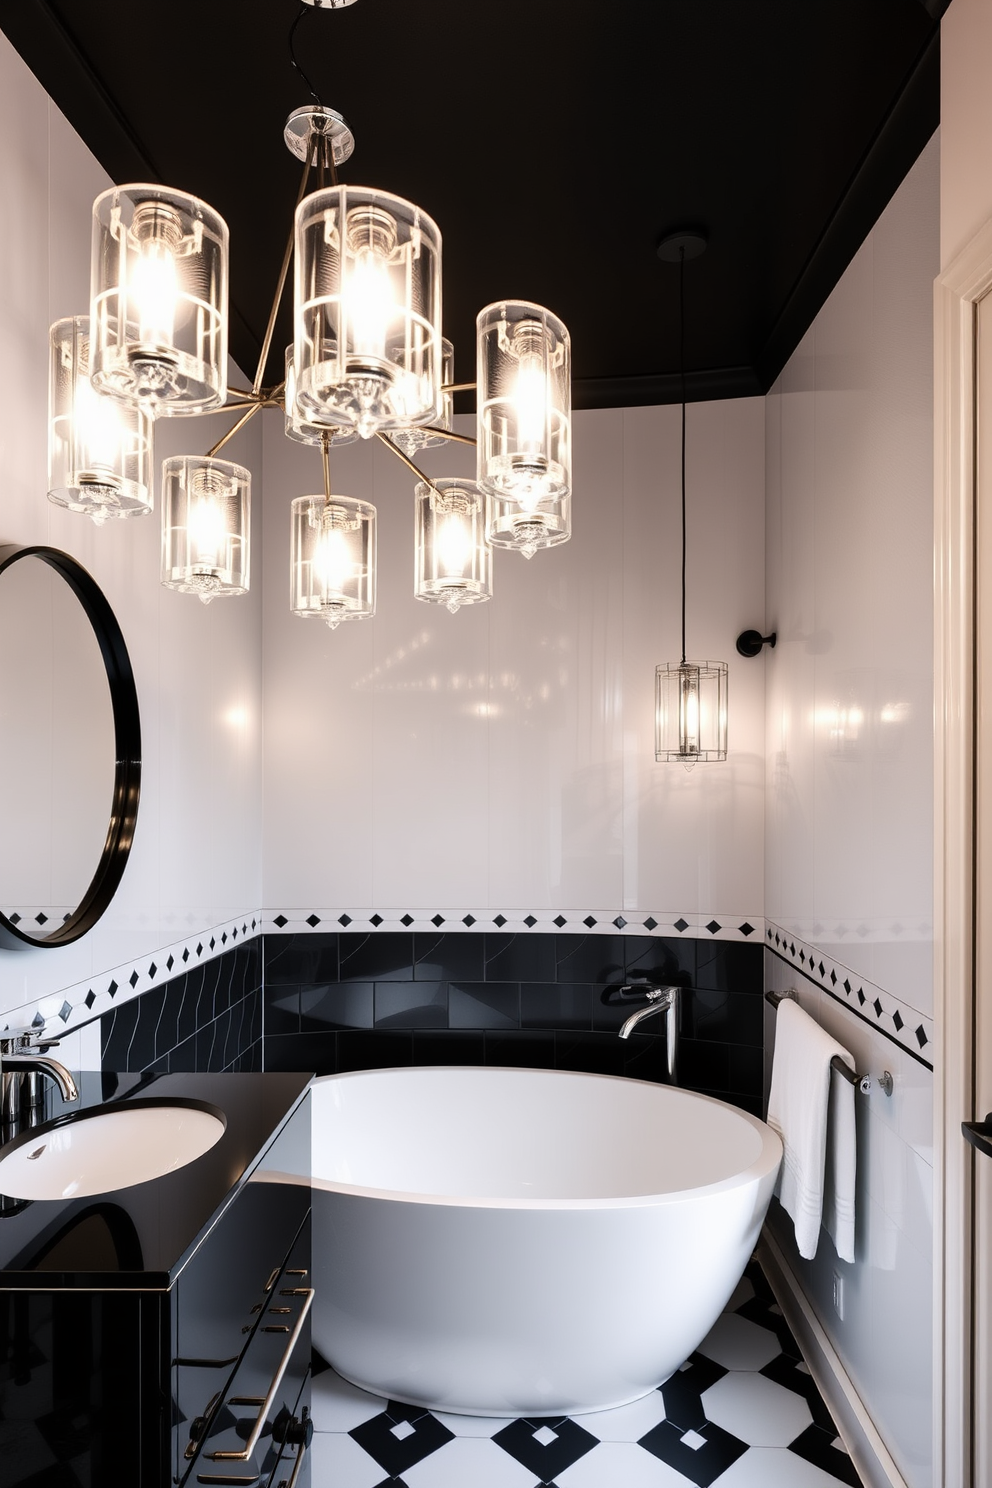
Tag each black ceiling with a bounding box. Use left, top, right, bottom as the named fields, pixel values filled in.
left=0, top=0, right=947, bottom=410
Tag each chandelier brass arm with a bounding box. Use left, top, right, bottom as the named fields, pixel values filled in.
left=375, top=431, right=444, bottom=500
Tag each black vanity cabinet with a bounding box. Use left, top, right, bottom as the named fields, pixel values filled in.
left=0, top=1071, right=313, bottom=1487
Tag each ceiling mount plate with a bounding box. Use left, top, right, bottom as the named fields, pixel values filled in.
left=300, top=0, right=359, bottom=8
left=284, top=106, right=355, bottom=165
left=657, top=230, right=708, bottom=263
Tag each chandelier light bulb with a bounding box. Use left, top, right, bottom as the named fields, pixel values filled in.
left=294, top=185, right=442, bottom=441
left=291, top=494, right=376, bottom=627
left=161, top=456, right=250, bottom=602
left=414, top=478, right=492, bottom=612
left=90, top=184, right=229, bottom=413
left=48, top=316, right=153, bottom=523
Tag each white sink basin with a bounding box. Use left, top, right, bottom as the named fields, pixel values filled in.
left=0, top=1098, right=227, bottom=1201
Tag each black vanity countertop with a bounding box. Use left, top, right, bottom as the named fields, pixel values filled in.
left=0, top=1070, right=311, bottom=1290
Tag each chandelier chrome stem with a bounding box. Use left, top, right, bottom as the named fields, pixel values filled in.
left=440, top=382, right=477, bottom=395
left=375, top=431, right=442, bottom=499
left=414, top=425, right=477, bottom=447
left=252, top=147, right=315, bottom=396
left=321, top=431, right=332, bottom=500
left=206, top=401, right=261, bottom=459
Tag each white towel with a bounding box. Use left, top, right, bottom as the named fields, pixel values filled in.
left=767, top=998, right=857, bottom=1262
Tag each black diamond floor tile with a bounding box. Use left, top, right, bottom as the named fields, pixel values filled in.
left=660, top=1352, right=727, bottom=1429
left=350, top=1403, right=455, bottom=1476
left=492, top=1415, right=599, bottom=1481
left=638, top=1416, right=749, bottom=1486
left=790, top=1423, right=863, bottom=1486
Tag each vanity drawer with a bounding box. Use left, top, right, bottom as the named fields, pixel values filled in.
left=180, top=1217, right=312, bottom=1487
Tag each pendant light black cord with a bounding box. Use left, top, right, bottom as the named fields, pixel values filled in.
left=290, top=2, right=324, bottom=107
left=679, top=245, right=687, bottom=668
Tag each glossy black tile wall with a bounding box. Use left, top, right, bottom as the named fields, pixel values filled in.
left=263, top=932, right=764, bottom=1114
left=101, top=943, right=262, bottom=1074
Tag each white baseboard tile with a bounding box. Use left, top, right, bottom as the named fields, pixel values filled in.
left=757, top=1229, right=911, bottom=1488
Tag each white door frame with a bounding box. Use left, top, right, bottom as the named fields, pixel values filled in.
left=933, top=218, right=992, bottom=1488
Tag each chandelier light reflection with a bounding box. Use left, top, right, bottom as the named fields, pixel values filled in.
left=654, top=231, right=728, bottom=765
left=47, top=0, right=571, bottom=620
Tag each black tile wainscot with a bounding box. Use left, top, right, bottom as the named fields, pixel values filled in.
left=101, top=941, right=263, bottom=1074
left=263, top=931, right=764, bottom=1113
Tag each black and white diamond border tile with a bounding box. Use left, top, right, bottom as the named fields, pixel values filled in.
left=263, top=908, right=765, bottom=943
left=0, top=912, right=260, bottom=1044
left=310, top=1260, right=862, bottom=1488
left=766, top=920, right=934, bottom=1069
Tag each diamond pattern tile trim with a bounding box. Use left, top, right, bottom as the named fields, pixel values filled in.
left=766, top=919, right=933, bottom=1069
left=0, top=913, right=261, bottom=1046
left=311, top=1260, right=862, bottom=1488
left=263, top=908, right=766, bottom=942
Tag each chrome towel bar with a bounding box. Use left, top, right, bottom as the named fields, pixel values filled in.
left=765, top=988, right=893, bottom=1096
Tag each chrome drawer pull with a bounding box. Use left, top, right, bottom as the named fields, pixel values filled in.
left=207, top=1289, right=314, bottom=1463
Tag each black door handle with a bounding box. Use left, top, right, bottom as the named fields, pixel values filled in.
left=962, top=1114, right=992, bottom=1160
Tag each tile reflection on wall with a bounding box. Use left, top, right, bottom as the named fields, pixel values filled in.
left=101, top=943, right=262, bottom=1074
left=262, top=931, right=764, bottom=1112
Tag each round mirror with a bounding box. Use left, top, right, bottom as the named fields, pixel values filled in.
left=0, top=545, right=140, bottom=948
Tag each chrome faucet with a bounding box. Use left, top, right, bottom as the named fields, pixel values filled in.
left=617, top=984, right=680, bottom=1084
left=1, top=1027, right=79, bottom=1131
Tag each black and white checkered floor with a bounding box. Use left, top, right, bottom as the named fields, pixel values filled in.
left=310, top=1262, right=862, bottom=1487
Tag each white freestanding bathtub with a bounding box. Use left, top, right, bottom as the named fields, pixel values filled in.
left=311, top=1066, right=782, bottom=1416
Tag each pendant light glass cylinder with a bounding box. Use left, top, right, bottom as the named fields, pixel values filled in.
left=294, top=185, right=442, bottom=440
left=161, top=456, right=249, bottom=602
left=391, top=338, right=455, bottom=457
left=414, top=478, right=492, bottom=612
left=477, top=300, right=571, bottom=505
left=90, top=183, right=228, bottom=413
left=290, top=494, right=376, bottom=627
left=655, top=661, right=728, bottom=763
left=48, top=316, right=153, bottom=523
left=284, top=347, right=357, bottom=448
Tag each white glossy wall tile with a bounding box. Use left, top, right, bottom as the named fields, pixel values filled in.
left=765, top=136, right=937, bottom=1022
left=260, top=399, right=766, bottom=920
left=0, top=31, right=263, bottom=1028
left=763, top=133, right=937, bottom=1488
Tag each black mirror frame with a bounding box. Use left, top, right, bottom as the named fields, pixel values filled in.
left=0, top=544, right=141, bottom=949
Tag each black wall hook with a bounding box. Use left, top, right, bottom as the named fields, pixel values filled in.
left=736, top=629, right=777, bottom=657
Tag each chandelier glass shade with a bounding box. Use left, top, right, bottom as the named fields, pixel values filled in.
left=48, top=315, right=153, bottom=523
left=284, top=347, right=358, bottom=448
left=290, top=493, right=376, bottom=626
left=89, top=184, right=229, bottom=414
left=655, top=660, right=728, bottom=764
left=477, top=300, right=571, bottom=506
left=391, top=338, right=454, bottom=457
left=414, top=478, right=492, bottom=611
left=161, top=455, right=250, bottom=602
left=293, top=185, right=442, bottom=441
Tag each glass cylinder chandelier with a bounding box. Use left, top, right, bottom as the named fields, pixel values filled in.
left=89, top=183, right=228, bottom=413
left=161, top=456, right=250, bottom=601
left=293, top=184, right=442, bottom=440
left=414, top=478, right=492, bottom=611
left=654, top=231, right=727, bottom=765
left=48, top=316, right=153, bottom=522
left=290, top=493, right=376, bottom=626
left=48, top=2, right=572, bottom=623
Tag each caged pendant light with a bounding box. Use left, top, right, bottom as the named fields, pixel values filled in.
left=47, top=0, right=571, bottom=620
left=654, top=232, right=728, bottom=765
